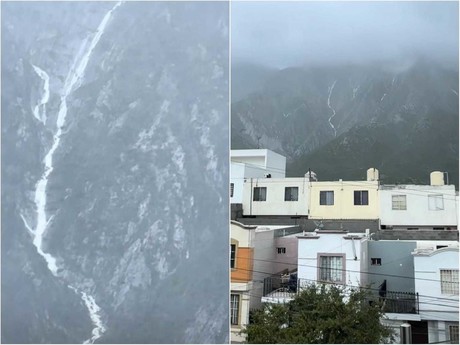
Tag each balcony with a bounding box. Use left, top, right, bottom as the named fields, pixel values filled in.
left=380, top=291, right=419, bottom=314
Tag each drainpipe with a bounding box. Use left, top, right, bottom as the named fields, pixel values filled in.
left=351, top=237, right=357, bottom=260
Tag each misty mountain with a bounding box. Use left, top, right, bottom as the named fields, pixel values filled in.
left=2, top=2, right=228, bottom=343
left=231, top=60, right=458, bottom=187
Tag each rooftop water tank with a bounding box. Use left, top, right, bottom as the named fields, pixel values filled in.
left=430, top=171, right=444, bottom=186
left=367, top=168, right=379, bottom=181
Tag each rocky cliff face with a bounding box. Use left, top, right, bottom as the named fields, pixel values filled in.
left=232, top=61, right=458, bottom=185
left=2, top=2, right=229, bottom=343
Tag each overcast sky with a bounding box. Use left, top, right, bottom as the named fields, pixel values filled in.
left=232, top=1, right=459, bottom=69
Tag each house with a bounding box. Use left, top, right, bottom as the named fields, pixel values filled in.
left=360, top=239, right=459, bottom=343
left=230, top=221, right=256, bottom=343
left=379, top=171, right=458, bottom=231
left=308, top=168, right=380, bottom=220
left=413, top=246, right=459, bottom=344
left=231, top=149, right=286, bottom=204
left=242, top=177, right=309, bottom=216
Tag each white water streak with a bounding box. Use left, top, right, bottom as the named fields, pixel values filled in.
left=32, top=65, right=50, bottom=124
left=26, top=2, right=122, bottom=343
left=451, top=89, right=458, bottom=96
left=327, top=80, right=337, bottom=137
left=380, top=93, right=386, bottom=102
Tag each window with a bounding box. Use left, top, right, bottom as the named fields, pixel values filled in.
left=354, top=190, right=369, bottom=205
left=371, top=258, right=382, bottom=266
left=440, top=269, right=459, bottom=295
left=230, top=294, right=240, bottom=325
left=318, top=254, right=344, bottom=283
left=449, top=325, right=459, bottom=343
left=230, top=244, right=236, bottom=269
left=284, top=187, right=299, bottom=201
left=320, top=191, right=334, bottom=205
left=253, top=187, right=267, bottom=201
left=392, top=195, right=407, bottom=210
left=277, top=247, right=286, bottom=254
left=230, top=183, right=234, bottom=198
left=428, top=194, right=444, bottom=210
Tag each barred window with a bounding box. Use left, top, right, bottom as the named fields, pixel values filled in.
left=392, top=195, right=407, bottom=210
left=449, top=325, right=459, bottom=343
left=230, top=294, right=240, bottom=325
left=440, top=269, right=459, bottom=295
left=230, top=244, right=236, bottom=269
left=319, top=254, right=344, bottom=283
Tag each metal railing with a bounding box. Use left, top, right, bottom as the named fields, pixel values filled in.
left=382, top=291, right=419, bottom=314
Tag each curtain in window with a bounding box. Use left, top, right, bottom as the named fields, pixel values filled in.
left=320, top=256, right=343, bottom=282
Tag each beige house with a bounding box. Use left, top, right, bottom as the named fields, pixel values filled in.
left=309, top=168, right=380, bottom=220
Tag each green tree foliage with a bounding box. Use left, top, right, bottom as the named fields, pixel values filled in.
left=243, top=283, right=394, bottom=344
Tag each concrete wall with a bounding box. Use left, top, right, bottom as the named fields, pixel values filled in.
left=242, top=178, right=309, bottom=216
left=362, top=240, right=417, bottom=293
left=251, top=228, right=276, bottom=310
left=309, top=180, right=379, bottom=220
left=231, top=149, right=287, bottom=204
left=377, top=230, right=459, bottom=241
left=273, top=235, right=298, bottom=274
left=297, top=231, right=364, bottom=288
left=380, top=185, right=458, bottom=227
left=413, top=248, right=459, bottom=322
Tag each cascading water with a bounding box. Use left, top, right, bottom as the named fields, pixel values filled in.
left=20, top=2, right=122, bottom=343
left=327, top=80, right=337, bottom=137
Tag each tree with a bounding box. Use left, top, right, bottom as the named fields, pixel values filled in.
left=243, top=283, right=394, bottom=344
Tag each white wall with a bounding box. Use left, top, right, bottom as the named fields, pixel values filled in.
left=413, top=248, right=459, bottom=322
left=297, top=232, right=364, bottom=288
left=242, top=178, right=309, bottom=216
left=380, top=185, right=458, bottom=227
left=231, top=149, right=287, bottom=204
left=251, top=228, right=275, bottom=310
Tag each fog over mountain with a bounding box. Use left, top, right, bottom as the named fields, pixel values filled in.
left=2, top=2, right=229, bottom=343
left=231, top=2, right=458, bottom=187
left=232, top=1, right=458, bottom=69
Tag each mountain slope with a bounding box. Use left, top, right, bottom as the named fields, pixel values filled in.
left=231, top=60, right=458, bottom=186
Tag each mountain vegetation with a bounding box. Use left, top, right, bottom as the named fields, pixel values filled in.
left=232, top=60, right=459, bottom=188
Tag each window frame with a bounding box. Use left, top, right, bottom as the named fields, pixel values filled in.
left=354, top=190, right=369, bottom=205
left=253, top=186, right=267, bottom=201
left=230, top=293, right=240, bottom=326
left=319, top=191, right=334, bottom=206
left=449, top=325, right=459, bottom=343
left=284, top=187, right=299, bottom=201
left=230, top=243, right=236, bottom=269
left=392, top=194, right=407, bottom=210
left=277, top=247, right=286, bottom=254
left=371, top=258, right=382, bottom=266
left=428, top=194, right=444, bottom=211
left=440, top=269, right=459, bottom=295
left=317, top=253, right=346, bottom=284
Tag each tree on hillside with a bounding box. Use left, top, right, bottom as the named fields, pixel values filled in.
left=243, top=283, right=394, bottom=344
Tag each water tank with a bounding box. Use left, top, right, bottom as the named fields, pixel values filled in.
left=367, top=168, right=379, bottom=181
left=430, top=171, right=444, bottom=186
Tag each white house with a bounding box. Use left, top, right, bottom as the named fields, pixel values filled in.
left=413, top=246, right=459, bottom=344
left=231, top=149, right=286, bottom=204
left=242, top=177, right=309, bottom=216
left=380, top=171, right=458, bottom=230
left=297, top=230, right=365, bottom=288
